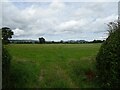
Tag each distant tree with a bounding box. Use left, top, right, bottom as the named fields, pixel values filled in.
left=60, top=40, right=63, bottom=43
left=39, top=37, right=45, bottom=44
left=52, top=41, right=54, bottom=43
left=1, top=27, right=14, bottom=44
left=92, top=40, right=104, bottom=43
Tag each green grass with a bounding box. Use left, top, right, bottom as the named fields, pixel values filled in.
left=6, top=43, right=101, bottom=88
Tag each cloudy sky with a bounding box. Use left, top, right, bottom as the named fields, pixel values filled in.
left=1, top=0, right=119, bottom=41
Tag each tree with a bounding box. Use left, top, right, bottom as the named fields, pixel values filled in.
left=2, top=27, right=14, bottom=44
left=96, top=21, right=120, bottom=88
left=1, top=27, right=13, bottom=88
left=39, top=37, right=45, bottom=44
left=60, top=40, right=63, bottom=43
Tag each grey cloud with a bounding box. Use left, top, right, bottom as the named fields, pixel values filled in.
left=1, top=1, right=118, bottom=40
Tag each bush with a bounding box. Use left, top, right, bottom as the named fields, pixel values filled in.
left=1, top=27, right=13, bottom=88
left=2, top=46, right=11, bottom=88
left=96, top=21, right=120, bottom=88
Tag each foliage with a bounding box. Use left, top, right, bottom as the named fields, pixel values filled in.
left=2, top=46, right=11, bottom=88
left=96, top=21, right=120, bottom=88
left=39, top=37, right=45, bottom=44
left=2, top=27, right=13, bottom=44
left=1, top=27, right=13, bottom=88
left=89, top=40, right=104, bottom=43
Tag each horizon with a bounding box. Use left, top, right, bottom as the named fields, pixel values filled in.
left=10, top=38, right=104, bottom=42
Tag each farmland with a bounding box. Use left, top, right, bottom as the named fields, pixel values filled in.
left=6, top=43, right=101, bottom=88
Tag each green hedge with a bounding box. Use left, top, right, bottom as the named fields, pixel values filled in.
left=2, top=46, right=11, bottom=88
left=96, top=23, right=120, bottom=88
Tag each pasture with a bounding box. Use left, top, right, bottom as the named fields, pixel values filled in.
left=6, top=44, right=101, bottom=88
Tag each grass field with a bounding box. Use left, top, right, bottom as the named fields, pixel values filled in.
left=6, top=43, right=101, bottom=88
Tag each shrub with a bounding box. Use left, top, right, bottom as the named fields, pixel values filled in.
left=96, top=21, right=120, bottom=88
left=2, top=46, right=11, bottom=88
left=1, top=27, right=13, bottom=88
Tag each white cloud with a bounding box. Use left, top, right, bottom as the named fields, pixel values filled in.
left=1, top=1, right=118, bottom=41
left=50, top=0, right=65, bottom=9
left=86, top=14, right=118, bottom=33
left=2, top=0, right=119, bottom=2
left=13, top=28, right=25, bottom=36
left=55, top=19, right=87, bottom=33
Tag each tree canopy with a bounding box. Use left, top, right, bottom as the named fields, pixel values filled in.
left=39, top=37, right=45, bottom=44
left=1, top=27, right=14, bottom=44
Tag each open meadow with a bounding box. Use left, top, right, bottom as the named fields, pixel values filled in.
left=6, top=43, right=101, bottom=88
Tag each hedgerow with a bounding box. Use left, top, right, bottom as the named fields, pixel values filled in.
left=96, top=21, right=120, bottom=88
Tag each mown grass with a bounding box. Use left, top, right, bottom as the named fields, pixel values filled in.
left=6, top=44, right=101, bottom=88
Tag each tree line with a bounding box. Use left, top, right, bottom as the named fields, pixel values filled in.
left=1, top=27, right=104, bottom=44
left=9, top=39, right=104, bottom=44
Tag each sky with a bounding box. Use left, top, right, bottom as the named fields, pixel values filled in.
left=1, top=0, right=119, bottom=41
